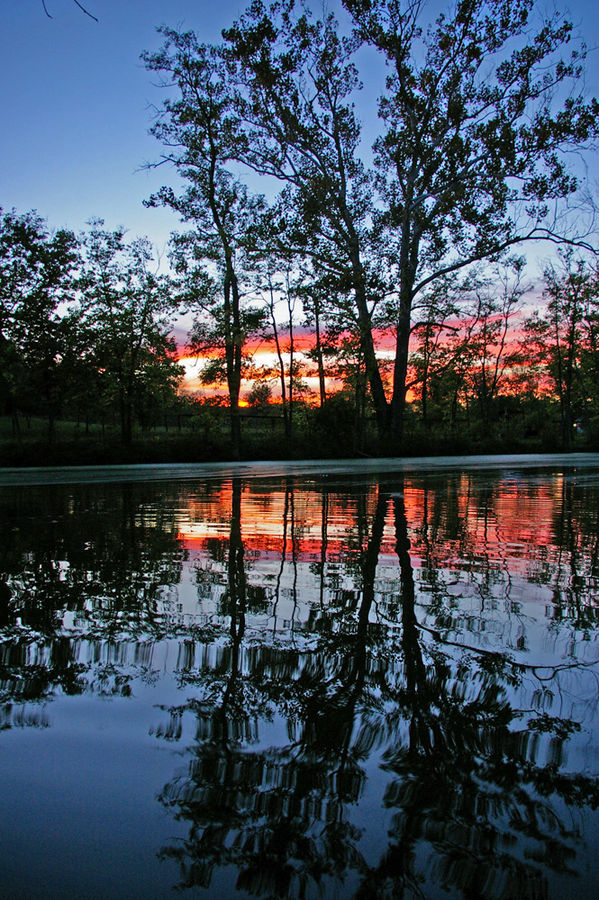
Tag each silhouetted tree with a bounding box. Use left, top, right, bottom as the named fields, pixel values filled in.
left=222, top=0, right=598, bottom=438
left=143, top=31, right=266, bottom=458
left=0, top=208, right=79, bottom=438
left=79, top=220, right=183, bottom=443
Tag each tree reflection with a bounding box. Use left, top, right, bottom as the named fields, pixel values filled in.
left=157, top=478, right=378, bottom=895
left=0, top=482, right=186, bottom=718
left=156, top=477, right=599, bottom=899
left=354, top=486, right=599, bottom=899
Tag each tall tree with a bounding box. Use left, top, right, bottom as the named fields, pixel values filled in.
left=345, top=0, right=599, bottom=435
left=223, top=3, right=391, bottom=431
left=143, top=30, right=265, bottom=458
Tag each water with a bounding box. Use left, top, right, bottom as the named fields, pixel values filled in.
left=2, top=455, right=599, bottom=898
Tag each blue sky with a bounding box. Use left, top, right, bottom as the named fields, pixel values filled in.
left=1, top=0, right=598, bottom=255
left=1, top=0, right=249, bottom=252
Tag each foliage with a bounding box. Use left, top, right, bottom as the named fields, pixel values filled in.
left=79, top=221, right=183, bottom=443
left=0, top=208, right=79, bottom=436
left=0, top=210, right=184, bottom=448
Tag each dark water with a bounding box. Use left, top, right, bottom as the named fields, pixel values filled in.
left=2, top=455, right=599, bottom=898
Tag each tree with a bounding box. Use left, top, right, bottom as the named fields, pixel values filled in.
left=525, top=252, right=599, bottom=446
left=345, top=0, right=599, bottom=436
left=224, top=0, right=598, bottom=438
left=143, top=30, right=266, bottom=458
left=79, top=221, right=182, bottom=444
left=222, top=3, right=391, bottom=432
left=0, top=208, right=79, bottom=438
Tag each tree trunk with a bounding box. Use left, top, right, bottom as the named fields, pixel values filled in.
left=223, top=269, right=242, bottom=459
left=314, top=301, right=327, bottom=407
left=353, top=276, right=389, bottom=433
left=287, top=291, right=295, bottom=442
left=388, top=203, right=420, bottom=440
left=11, top=408, right=21, bottom=440
left=269, top=289, right=290, bottom=439
left=353, top=347, right=367, bottom=453
left=421, top=332, right=429, bottom=425
left=389, top=290, right=412, bottom=438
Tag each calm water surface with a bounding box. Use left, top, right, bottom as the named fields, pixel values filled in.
left=2, top=455, right=599, bottom=898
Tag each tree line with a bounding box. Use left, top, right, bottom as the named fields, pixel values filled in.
left=0, top=211, right=182, bottom=445
left=2, top=216, right=599, bottom=457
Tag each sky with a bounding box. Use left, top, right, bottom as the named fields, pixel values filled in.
left=2, top=0, right=598, bottom=258
left=0, top=0, right=251, bottom=254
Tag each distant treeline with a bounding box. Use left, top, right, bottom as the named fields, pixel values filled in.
left=1, top=205, right=598, bottom=464
left=0, top=211, right=182, bottom=446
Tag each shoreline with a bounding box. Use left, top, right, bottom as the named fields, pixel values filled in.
left=2, top=451, right=598, bottom=486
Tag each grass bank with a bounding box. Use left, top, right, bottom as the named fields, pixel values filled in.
left=0, top=411, right=592, bottom=468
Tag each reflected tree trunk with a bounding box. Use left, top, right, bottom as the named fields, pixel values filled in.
left=272, top=481, right=290, bottom=633
left=393, top=489, right=429, bottom=756
left=318, top=488, right=328, bottom=611
left=289, top=483, right=298, bottom=636
left=227, top=477, right=246, bottom=653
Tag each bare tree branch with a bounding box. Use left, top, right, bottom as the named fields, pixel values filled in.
left=41, top=1, right=98, bottom=22
left=73, top=0, right=98, bottom=21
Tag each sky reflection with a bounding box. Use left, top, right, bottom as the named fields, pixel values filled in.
left=1, top=458, right=599, bottom=897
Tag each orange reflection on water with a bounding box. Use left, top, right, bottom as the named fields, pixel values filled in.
left=175, top=473, right=569, bottom=575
